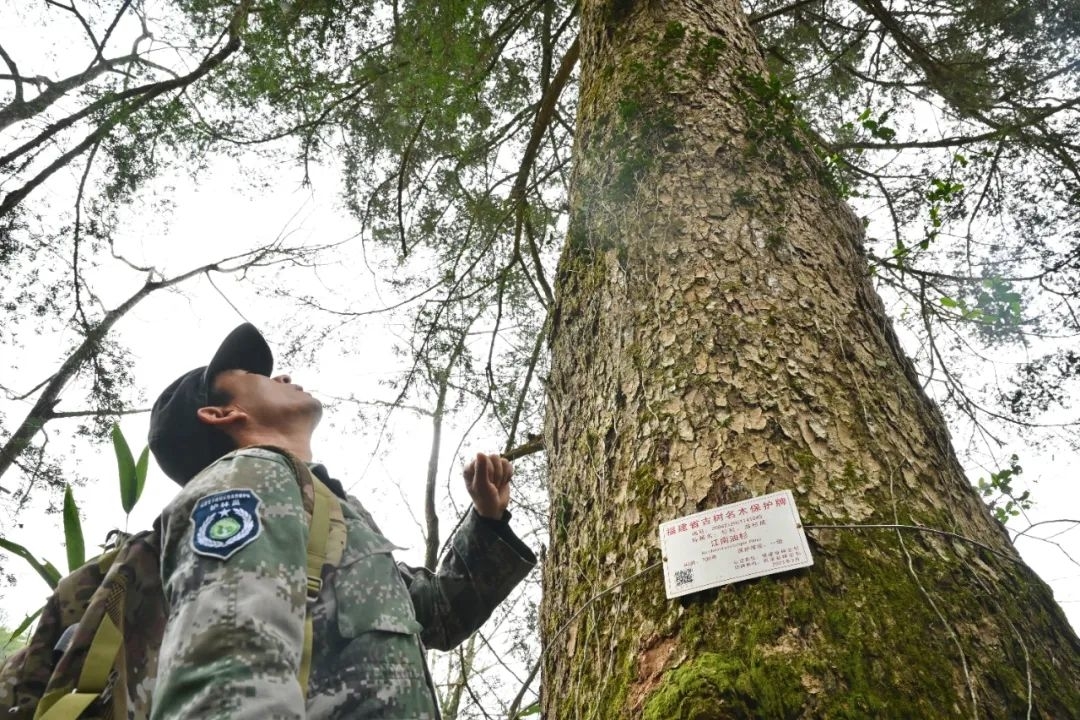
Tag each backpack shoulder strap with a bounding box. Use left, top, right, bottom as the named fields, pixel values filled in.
left=33, top=615, right=121, bottom=720
left=298, top=478, right=335, bottom=695
left=27, top=447, right=340, bottom=719
left=30, top=530, right=161, bottom=720
left=246, top=445, right=341, bottom=697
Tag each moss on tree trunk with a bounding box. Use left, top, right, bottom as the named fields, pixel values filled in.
left=541, top=1, right=1080, bottom=718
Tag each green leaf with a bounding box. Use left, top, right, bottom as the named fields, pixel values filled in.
left=0, top=538, right=61, bottom=589
left=63, top=485, right=85, bottom=572
left=5, top=607, right=43, bottom=647
left=113, top=424, right=139, bottom=514
left=516, top=702, right=541, bottom=717
left=875, top=126, right=896, bottom=141
left=134, top=446, right=150, bottom=509
left=940, top=296, right=960, bottom=308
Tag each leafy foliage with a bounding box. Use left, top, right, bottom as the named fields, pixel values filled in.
left=977, top=454, right=1032, bottom=523
left=0, top=423, right=146, bottom=645
left=0, top=538, right=60, bottom=590
left=740, top=0, right=1080, bottom=460
left=112, top=423, right=149, bottom=516
left=61, top=485, right=85, bottom=573
left=1, top=610, right=38, bottom=654
left=0, top=0, right=330, bottom=524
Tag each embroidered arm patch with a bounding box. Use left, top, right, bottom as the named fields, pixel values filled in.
left=190, top=488, right=263, bottom=560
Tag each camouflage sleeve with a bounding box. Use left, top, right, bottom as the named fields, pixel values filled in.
left=151, top=449, right=308, bottom=720
left=397, top=508, right=536, bottom=651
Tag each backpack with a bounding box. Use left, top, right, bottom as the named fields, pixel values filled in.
left=0, top=447, right=339, bottom=720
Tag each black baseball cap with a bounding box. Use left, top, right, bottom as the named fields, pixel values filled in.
left=148, top=323, right=273, bottom=484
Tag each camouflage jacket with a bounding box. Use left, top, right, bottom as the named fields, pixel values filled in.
left=151, top=447, right=536, bottom=720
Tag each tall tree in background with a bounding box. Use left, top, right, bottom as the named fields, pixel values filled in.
left=542, top=1, right=1080, bottom=717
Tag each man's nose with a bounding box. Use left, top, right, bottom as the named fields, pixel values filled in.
left=273, top=374, right=292, bottom=384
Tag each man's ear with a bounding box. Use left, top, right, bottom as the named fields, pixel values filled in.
left=196, top=405, right=247, bottom=428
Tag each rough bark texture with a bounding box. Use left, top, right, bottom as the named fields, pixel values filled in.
left=541, top=2, right=1080, bottom=718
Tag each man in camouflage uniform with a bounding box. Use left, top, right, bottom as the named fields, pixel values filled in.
left=147, top=323, right=536, bottom=719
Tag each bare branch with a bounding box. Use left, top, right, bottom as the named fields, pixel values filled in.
left=423, top=325, right=471, bottom=570
left=508, top=35, right=579, bottom=310
left=506, top=657, right=541, bottom=720
left=0, top=239, right=294, bottom=483
left=72, top=141, right=101, bottom=330
left=45, top=0, right=101, bottom=55
left=749, top=0, right=823, bottom=25
left=0, top=2, right=251, bottom=216
left=397, top=114, right=427, bottom=258
left=0, top=42, right=23, bottom=104
left=1012, top=519, right=1080, bottom=543
left=95, top=0, right=135, bottom=68
left=47, top=407, right=149, bottom=419
left=502, top=436, right=544, bottom=462
left=504, top=314, right=548, bottom=452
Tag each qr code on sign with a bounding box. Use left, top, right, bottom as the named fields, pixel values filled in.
left=674, top=568, right=694, bottom=587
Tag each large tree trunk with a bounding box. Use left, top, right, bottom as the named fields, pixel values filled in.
left=541, top=2, right=1080, bottom=718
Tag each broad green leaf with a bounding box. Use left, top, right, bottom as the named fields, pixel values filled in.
left=134, top=446, right=150, bottom=510
left=0, top=538, right=61, bottom=589
left=113, top=424, right=138, bottom=514
left=5, top=607, right=43, bottom=647
left=63, top=485, right=85, bottom=572
left=940, top=296, right=960, bottom=308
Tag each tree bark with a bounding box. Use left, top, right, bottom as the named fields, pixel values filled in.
left=541, top=2, right=1080, bottom=718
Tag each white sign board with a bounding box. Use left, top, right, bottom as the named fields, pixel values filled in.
left=659, top=490, right=813, bottom=598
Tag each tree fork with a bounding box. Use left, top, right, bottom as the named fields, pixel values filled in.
left=541, top=1, right=1080, bottom=718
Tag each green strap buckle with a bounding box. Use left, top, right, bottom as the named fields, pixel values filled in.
left=306, top=576, right=322, bottom=600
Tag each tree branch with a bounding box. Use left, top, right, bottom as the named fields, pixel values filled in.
left=71, top=141, right=101, bottom=329
left=0, top=42, right=23, bottom=104
left=397, top=113, right=427, bottom=258
left=0, top=3, right=250, bottom=218
left=0, top=51, right=147, bottom=132
left=748, top=0, right=822, bottom=25
left=508, top=35, right=579, bottom=310
left=423, top=326, right=471, bottom=570
left=94, top=0, right=134, bottom=69
left=47, top=407, right=149, bottom=419
left=45, top=0, right=101, bottom=55
left=503, top=436, right=545, bottom=462
left=0, top=243, right=285, bottom=484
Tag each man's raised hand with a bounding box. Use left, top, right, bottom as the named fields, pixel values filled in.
left=464, top=452, right=512, bottom=519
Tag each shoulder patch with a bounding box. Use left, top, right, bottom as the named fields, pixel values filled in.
left=190, top=489, right=263, bottom=560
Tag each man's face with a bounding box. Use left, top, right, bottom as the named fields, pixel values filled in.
left=209, top=369, right=323, bottom=430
